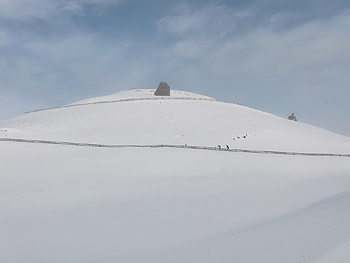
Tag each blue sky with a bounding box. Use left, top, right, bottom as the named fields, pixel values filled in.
left=0, top=0, right=349, bottom=136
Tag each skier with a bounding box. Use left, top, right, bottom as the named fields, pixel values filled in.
left=226, top=145, right=230, bottom=150
left=218, top=145, right=221, bottom=150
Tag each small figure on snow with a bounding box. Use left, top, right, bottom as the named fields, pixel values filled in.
left=218, top=145, right=221, bottom=150
left=226, top=145, right=230, bottom=150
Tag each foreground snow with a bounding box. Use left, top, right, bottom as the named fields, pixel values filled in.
left=1, top=143, right=350, bottom=263
left=1, top=89, right=350, bottom=262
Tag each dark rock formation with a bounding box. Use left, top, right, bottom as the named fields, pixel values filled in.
left=154, top=82, right=170, bottom=96
left=288, top=113, right=297, bottom=121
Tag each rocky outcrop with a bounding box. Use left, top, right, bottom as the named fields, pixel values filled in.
left=154, top=82, right=170, bottom=96
left=288, top=113, right=297, bottom=121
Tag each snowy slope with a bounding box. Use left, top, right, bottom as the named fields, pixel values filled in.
left=1, top=89, right=350, bottom=263
left=69, top=88, right=215, bottom=105
left=1, top=89, right=349, bottom=153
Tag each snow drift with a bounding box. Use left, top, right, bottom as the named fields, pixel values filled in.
left=0, top=88, right=350, bottom=263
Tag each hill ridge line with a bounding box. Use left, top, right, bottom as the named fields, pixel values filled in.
left=22, top=97, right=238, bottom=114
left=1, top=138, right=349, bottom=157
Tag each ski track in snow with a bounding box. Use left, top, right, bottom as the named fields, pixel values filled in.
left=1, top=137, right=349, bottom=157
left=63, top=190, right=350, bottom=263
left=315, top=239, right=350, bottom=263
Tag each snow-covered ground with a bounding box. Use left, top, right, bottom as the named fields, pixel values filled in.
left=1, top=89, right=350, bottom=262
left=69, top=88, right=215, bottom=105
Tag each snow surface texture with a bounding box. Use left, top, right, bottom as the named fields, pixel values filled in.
left=1, top=89, right=350, bottom=263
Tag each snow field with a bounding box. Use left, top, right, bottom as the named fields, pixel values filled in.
left=1, top=141, right=350, bottom=262
left=1, top=89, right=350, bottom=262
left=1, top=95, right=349, bottom=153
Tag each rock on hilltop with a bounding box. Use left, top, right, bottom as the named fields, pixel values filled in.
left=154, top=82, right=170, bottom=96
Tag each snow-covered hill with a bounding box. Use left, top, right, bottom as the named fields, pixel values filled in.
left=1, top=89, right=349, bottom=153
left=1, top=89, right=350, bottom=263
left=69, top=88, right=215, bottom=104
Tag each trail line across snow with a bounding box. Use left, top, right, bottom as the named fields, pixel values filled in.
left=23, top=97, right=218, bottom=114
left=1, top=138, right=349, bottom=157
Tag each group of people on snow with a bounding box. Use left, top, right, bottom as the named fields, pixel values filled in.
left=217, top=145, right=230, bottom=150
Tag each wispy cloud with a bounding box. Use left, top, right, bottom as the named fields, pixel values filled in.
left=157, top=4, right=250, bottom=39
left=155, top=5, right=350, bottom=94
left=0, top=30, right=14, bottom=47
left=0, top=0, right=122, bottom=20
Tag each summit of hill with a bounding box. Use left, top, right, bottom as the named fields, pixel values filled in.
left=69, top=88, right=215, bottom=105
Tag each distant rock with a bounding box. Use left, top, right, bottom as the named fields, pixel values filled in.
left=154, top=82, right=170, bottom=96
left=288, top=113, right=297, bottom=121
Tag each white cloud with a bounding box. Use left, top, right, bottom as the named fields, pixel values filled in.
left=157, top=4, right=243, bottom=39
left=0, top=30, right=155, bottom=110
left=157, top=6, right=350, bottom=91
left=0, top=0, right=122, bottom=20
left=158, top=9, right=207, bottom=34
left=172, top=39, right=213, bottom=60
